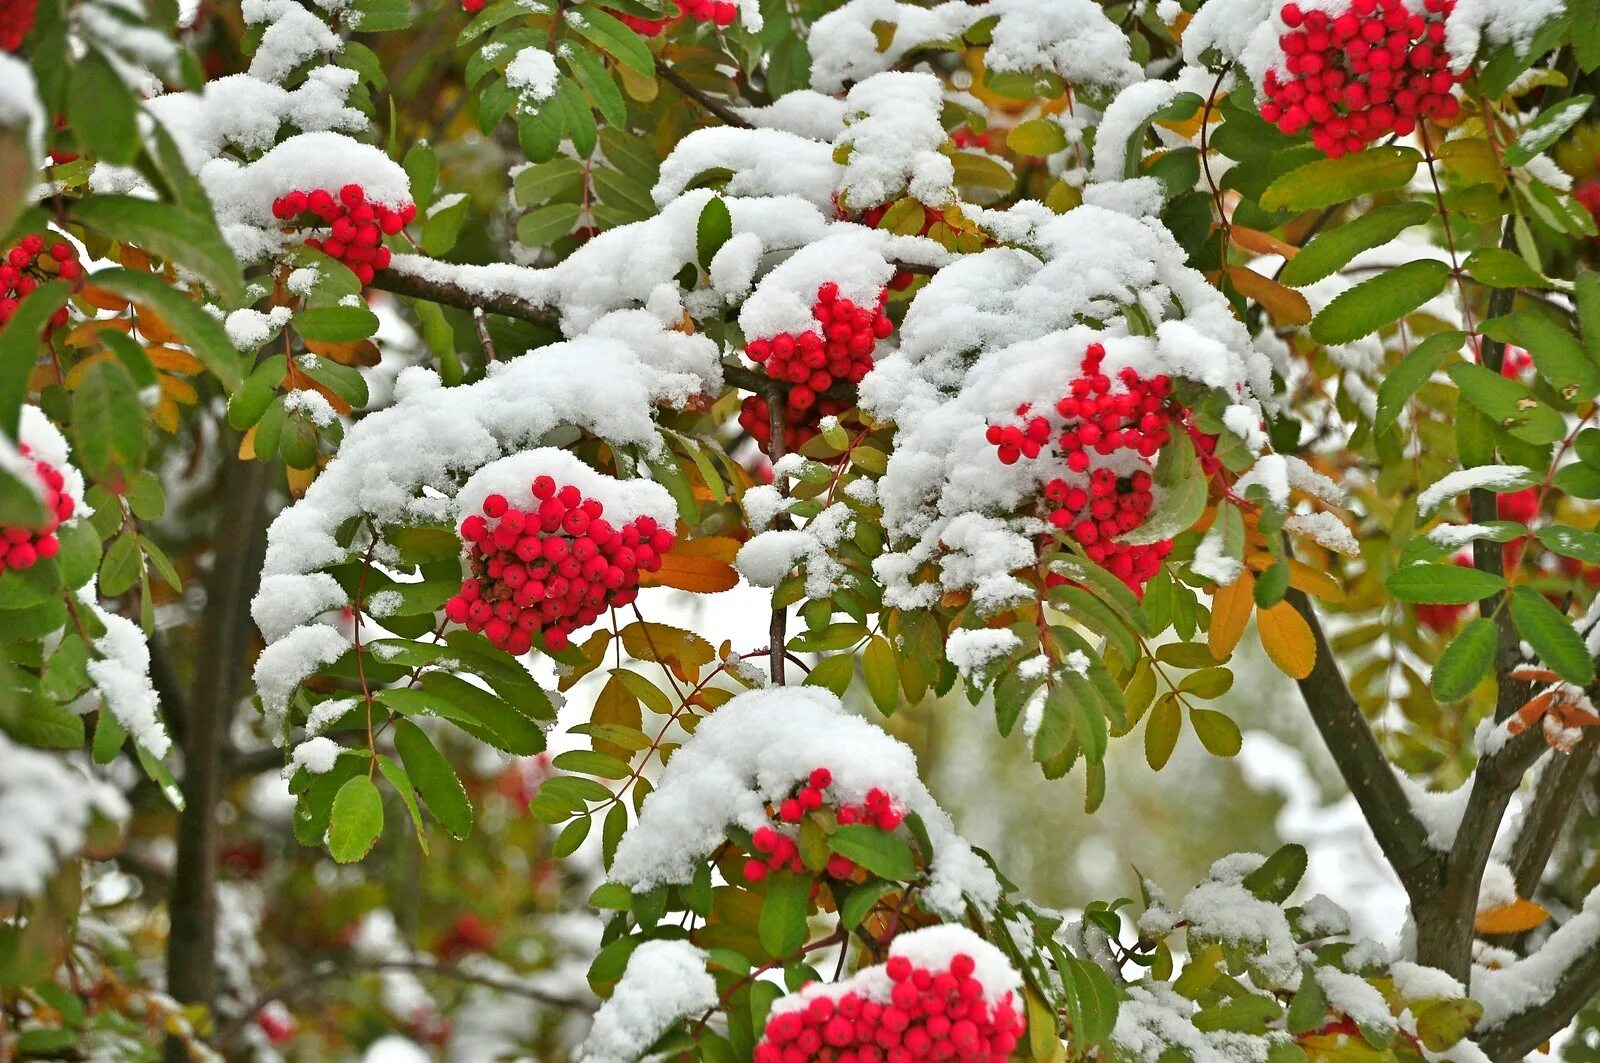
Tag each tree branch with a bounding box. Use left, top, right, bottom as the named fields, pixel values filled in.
left=214, top=959, right=595, bottom=1048
left=654, top=59, right=753, bottom=128
left=1283, top=586, right=1442, bottom=895
left=1510, top=730, right=1600, bottom=898
left=1476, top=907, right=1600, bottom=1062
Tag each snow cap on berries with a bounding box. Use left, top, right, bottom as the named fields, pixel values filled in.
left=454, top=449, right=676, bottom=535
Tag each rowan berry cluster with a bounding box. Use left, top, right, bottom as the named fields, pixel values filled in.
left=1259, top=0, right=1465, bottom=159
left=753, top=953, right=1025, bottom=1063
left=740, top=283, right=891, bottom=452
left=613, top=0, right=735, bottom=34
left=1, top=235, right=82, bottom=332
left=743, top=769, right=905, bottom=883
left=986, top=343, right=1182, bottom=594
left=443, top=478, right=675, bottom=655
left=270, top=184, right=414, bottom=286
left=0, top=445, right=75, bottom=574
left=0, top=0, right=36, bottom=51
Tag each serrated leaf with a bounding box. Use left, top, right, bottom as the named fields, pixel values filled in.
left=1482, top=310, right=1599, bottom=401
left=1504, top=96, right=1595, bottom=167
left=1310, top=259, right=1450, bottom=345
left=1430, top=617, right=1497, bottom=701
left=696, top=195, right=732, bottom=270
left=1190, top=707, right=1242, bottom=755
left=1280, top=202, right=1434, bottom=288
left=1447, top=362, right=1567, bottom=444
left=328, top=775, right=383, bottom=863
left=1387, top=562, right=1505, bottom=603
left=1259, top=146, right=1422, bottom=211
left=1510, top=586, right=1594, bottom=685
left=1257, top=600, right=1316, bottom=679
left=392, top=718, right=473, bottom=839
left=1374, top=330, right=1466, bottom=434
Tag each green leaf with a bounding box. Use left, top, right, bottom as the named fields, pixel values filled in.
left=1006, top=117, right=1068, bottom=156
left=1447, top=362, right=1567, bottom=444
left=1463, top=248, right=1556, bottom=290
left=98, top=534, right=142, bottom=598
left=696, top=196, right=732, bottom=270
left=1510, top=586, right=1595, bottom=685
left=1504, top=96, right=1595, bottom=167
left=828, top=824, right=916, bottom=880
left=418, top=672, right=547, bottom=755
left=1145, top=695, right=1181, bottom=771
left=553, top=749, right=632, bottom=779
left=350, top=0, right=411, bottom=31
left=1259, top=146, right=1422, bottom=212
left=72, top=359, right=146, bottom=477
left=565, top=46, right=628, bottom=127
left=295, top=305, right=381, bottom=343
left=566, top=7, right=656, bottom=77
left=68, top=49, right=139, bottom=165
left=1280, top=202, right=1434, bottom=288
left=1310, top=260, right=1450, bottom=345
left=1375, top=330, right=1466, bottom=434
left=950, top=151, right=1016, bottom=194
left=862, top=634, right=899, bottom=715
left=513, top=156, right=584, bottom=207
left=392, top=718, right=473, bottom=839
left=402, top=140, right=439, bottom=209
left=1431, top=617, right=1498, bottom=701
left=1287, top=966, right=1329, bottom=1035
left=0, top=283, right=70, bottom=436
left=375, top=755, right=428, bottom=854
left=1414, top=999, right=1485, bottom=1052
left=89, top=269, right=242, bottom=391
left=758, top=872, right=810, bottom=958
left=1575, top=0, right=1600, bottom=72
left=421, top=194, right=470, bottom=257
left=1190, top=707, right=1242, bottom=756
left=73, top=196, right=245, bottom=303
left=517, top=201, right=583, bottom=247
left=327, top=775, right=384, bottom=863
left=1482, top=311, right=1599, bottom=402
left=1577, top=268, right=1600, bottom=360
left=1386, top=562, right=1505, bottom=603
left=1120, top=429, right=1206, bottom=544
left=1537, top=525, right=1600, bottom=566
left=1243, top=843, right=1308, bottom=902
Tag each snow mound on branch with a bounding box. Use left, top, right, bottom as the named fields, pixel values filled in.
left=1445, top=0, right=1565, bottom=71
left=1178, top=853, right=1303, bottom=990
left=79, top=589, right=171, bottom=758
left=1472, top=881, right=1600, bottom=1027
left=768, top=925, right=1021, bottom=1016
left=860, top=205, right=1273, bottom=614
left=608, top=687, right=1000, bottom=917
left=0, top=736, right=127, bottom=896
left=146, top=67, right=367, bottom=172
left=808, top=0, right=1139, bottom=95
left=577, top=941, right=716, bottom=1063
left=251, top=312, right=719, bottom=730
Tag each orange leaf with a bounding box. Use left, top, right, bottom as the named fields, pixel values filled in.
left=238, top=425, right=258, bottom=460
left=1288, top=560, right=1346, bottom=603
left=1230, top=225, right=1300, bottom=260
left=1209, top=568, right=1255, bottom=661
left=303, top=337, right=382, bottom=367
left=1510, top=666, right=1561, bottom=683
left=1228, top=265, right=1312, bottom=326
left=1506, top=691, right=1555, bottom=736
left=76, top=285, right=131, bottom=313
left=1475, top=898, right=1550, bottom=935
left=1258, top=600, right=1317, bottom=679
left=637, top=535, right=741, bottom=594
left=146, top=345, right=205, bottom=375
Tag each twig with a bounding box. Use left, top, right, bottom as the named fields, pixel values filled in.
left=654, top=59, right=753, bottom=128
left=472, top=306, right=497, bottom=361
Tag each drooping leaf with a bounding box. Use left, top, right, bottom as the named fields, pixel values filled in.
left=1430, top=617, right=1497, bottom=702
left=1310, top=260, right=1450, bottom=345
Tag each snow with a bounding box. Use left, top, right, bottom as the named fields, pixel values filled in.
left=1318, top=967, right=1398, bottom=1036
left=1285, top=511, right=1360, bottom=556
left=608, top=687, right=1000, bottom=917
left=1394, top=772, right=1473, bottom=851
left=283, top=388, right=338, bottom=427
left=1193, top=524, right=1244, bottom=585
left=289, top=736, right=344, bottom=775
left=0, top=736, right=128, bottom=896
left=1092, top=80, right=1182, bottom=182
left=736, top=503, right=856, bottom=598
left=1417, top=466, right=1532, bottom=515
left=1178, top=853, right=1303, bottom=989
left=1473, top=881, right=1600, bottom=1027
left=808, top=0, right=1138, bottom=96
left=225, top=307, right=292, bottom=351
left=253, top=623, right=350, bottom=733
left=1427, top=523, right=1497, bottom=549
left=576, top=941, right=715, bottom=1063
left=506, top=47, right=560, bottom=107
left=146, top=67, right=365, bottom=172
left=243, top=0, right=342, bottom=84
left=80, top=590, right=172, bottom=758
left=0, top=53, right=45, bottom=164
left=835, top=73, right=955, bottom=211
left=947, top=628, right=1022, bottom=679
left=252, top=572, right=348, bottom=644
left=1390, top=961, right=1466, bottom=1002
left=20, top=406, right=89, bottom=519
left=1445, top=0, right=1565, bottom=71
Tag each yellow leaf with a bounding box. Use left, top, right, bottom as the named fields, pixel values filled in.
left=638, top=535, right=741, bottom=594
left=1229, top=225, right=1300, bottom=260
left=1258, top=600, right=1317, bottom=679
left=1209, top=568, right=1255, bottom=661
left=285, top=463, right=317, bottom=498
left=620, top=620, right=716, bottom=683
left=1474, top=898, right=1550, bottom=935
left=159, top=375, right=199, bottom=406
left=238, top=425, right=258, bottom=460
left=1228, top=265, right=1312, bottom=326
left=303, top=337, right=381, bottom=367
left=1289, top=559, right=1346, bottom=603
left=588, top=672, right=643, bottom=759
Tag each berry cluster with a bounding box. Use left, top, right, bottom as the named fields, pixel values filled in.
left=740, top=283, right=891, bottom=452
left=1, top=235, right=82, bottom=332
left=443, top=478, right=675, bottom=655
left=270, top=185, right=414, bottom=286
left=0, top=445, right=75, bottom=574
left=743, top=769, right=905, bottom=883
left=0, top=0, right=36, bottom=51
left=753, top=953, right=1025, bottom=1063
left=985, top=343, right=1183, bottom=594
left=1259, top=0, right=1465, bottom=158
left=614, top=0, right=737, bottom=34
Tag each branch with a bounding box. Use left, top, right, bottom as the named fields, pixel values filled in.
left=1283, top=586, right=1442, bottom=895
left=214, top=959, right=594, bottom=1048
left=654, top=59, right=753, bottom=128
left=370, top=267, right=558, bottom=328
left=1510, top=729, right=1600, bottom=897
left=1475, top=904, right=1600, bottom=1062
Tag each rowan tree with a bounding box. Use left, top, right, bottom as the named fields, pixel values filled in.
left=1, top=0, right=1600, bottom=1059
